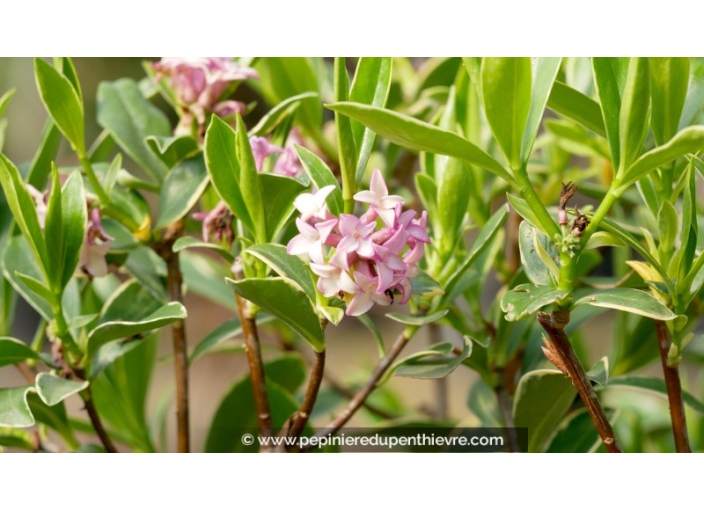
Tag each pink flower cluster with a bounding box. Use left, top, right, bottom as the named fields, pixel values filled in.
left=152, top=57, right=258, bottom=133
left=287, top=169, right=429, bottom=316
left=249, top=131, right=303, bottom=178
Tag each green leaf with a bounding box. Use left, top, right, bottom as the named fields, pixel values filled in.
left=0, top=87, right=15, bottom=118
left=58, top=171, right=87, bottom=289
left=260, top=173, right=307, bottom=240
left=44, top=165, right=64, bottom=292
left=518, top=221, right=559, bottom=287
left=349, top=57, right=392, bottom=181
left=0, top=337, right=40, bottom=367
left=657, top=200, right=678, bottom=257
left=513, top=369, right=576, bottom=452
left=521, top=57, right=562, bottom=163
left=618, top=57, right=650, bottom=172
left=480, top=57, right=532, bottom=169
left=35, top=372, right=88, bottom=406
left=245, top=244, right=315, bottom=299
left=235, top=114, right=266, bottom=243
left=501, top=283, right=571, bottom=322
left=15, top=273, right=56, bottom=308
left=386, top=310, right=448, bottom=326
left=2, top=236, right=52, bottom=320
left=155, top=154, right=208, bottom=229
left=334, top=57, right=357, bottom=203
left=619, top=126, right=704, bottom=191
left=254, top=58, right=322, bottom=138
left=355, top=314, right=386, bottom=357
left=87, top=302, right=187, bottom=359
left=390, top=335, right=472, bottom=380
left=295, top=145, right=343, bottom=216
left=0, top=386, right=35, bottom=428
left=573, top=288, right=677, bottom=321
left=205, top=354, right=306, bottom=452
left=34, top=58, right=85, bottom=154
left=436, top=159, right=471, bottom=257
left=649, top=58, right=689, bottom=145
left=172, top=236, right=234, bottom=264
left=326, top=102, right=513, bottom=183
left=189, top=315, right=275, bottom=363
left=587, top=356, right=610, bottom=387
left=681, top=57, right=704, bottom=128
left=411, top=269, right=444, bottom=298
left=249, top=92, right=318, bottom=137
left=606, top=376, right=704, bottom=414
left=97, top=78, right=171, bottom=181
left=145, top=135, right=200, bottom=169
left=592, top=57, right=623, bottom=167
left=204, top=116, right=253, bottom=233
left=0, top=154, right=50, bottom=275
left=547, top=81, right=607, bottom=137
left=506, top=192, right=551, bottom=235
left=26, top=120, right=62, bottom=189
left=226, top=277, right=324, bottom=352
left=440, top=205, right=508, bottom=305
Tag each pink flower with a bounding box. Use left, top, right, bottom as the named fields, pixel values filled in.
left=372, top=244, right=408, bottom=294
left=79, top=208, right=114, bottom=278
left=192, top=200, right=234, bottom=246
left=293, top=185, right=336, bottom=223
left=287, top=218, right=337, bottom=261
left=273, top=146, right=303, bottom=177
left=353, top=168, right=403, bottom=227
left=345, top=271, right=392, bottom=316
left=212, top=100, right=246, bottom=120
left=310, top=259, right=358, bottom=298
left=249, top=136, right=284, bottom=171
left=329, top=214, right=376, bottom=270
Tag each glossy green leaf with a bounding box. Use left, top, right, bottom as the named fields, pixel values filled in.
left=249, top=92, right=318, bottom=137
left=607, top=376, right=704, bottom=414
left=26, top=121, right=62, bottom=189
left=87, top=302, right=187, bottom=359
left=386, top=310, right=448, bottom=326
left=649, top=58, right=689, bottom=145
left=2, top=236, right=52, bottom=320
left=227, top=277, right=324, bottom=352
left=254, top=58, right=321, bottom=138
left=519, top=221, right=559, bottom=287
left=34, top=58, right=85, bottom=154
left=547, top=81, right=606, bottom=137
left=436, top=159, right=470, bottom=257
left=390, top=335, right=472, bottom=380
left=15, top=273, right=55, bottom=308
left=592, top=57, right=623, bottom=167
left=411, top=269, right=444, bottom=298
left=440, top=205, right=509, bottom=304
left=295, top=145, right=343, bottom=216
left=205, top=355, right=306, bottom=452
left=172, top=236, right=234, bottom=264
left=501, top=283, right=571, bottom=322
left=657, top=200, right=678, bottom=257
left=97, top=78, right=170, bottom=181
left=204, top=116, right=253, bottom=233
left=618, top=57, right=650, bottom=172
left=59, top=171, right=87, bottom=289
left=521, top=57, right=562, bottom=162
left=0, top=154, right=50, bottom=274
left=681, top=57, right=704, bottom=128
left=0, top=337, right=40, bottom=368
left=619, top=126, right=704, bottom=191
left=0, top=386, right=35, bottom=428
left=334, top=57, right=357, bottom=204
left=235, top=114, right=266, bottom=243
left=349, top=57, right=392, bottom=181
left=260, top=173, right=307, bottom=240
left=35, top=372, right=88, bottom=406
left=145, top=135, right=199, bottom=169
left=326, top=102, right=513, bottom=183
left=155, top=154, right=208, bottom=229
left=480, top=57, right=532, bottom=169
left=245, top=243, right=315, bottom=299
left=506, top=192, right=551, bottom=235
left=513, top=369, right=576, bottom=452
left=44, top=165, right=64, bottom=292
left=573, top=288, right=677, bottom=320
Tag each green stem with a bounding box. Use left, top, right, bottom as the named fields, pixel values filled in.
left=513, top=168, right=560, bottom=239
left=79, top=154, right=110, bottom=206
left=581, top=184, right=620, bottom=248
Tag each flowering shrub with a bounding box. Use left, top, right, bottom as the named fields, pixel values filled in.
left=1, top=57, right=704, bottom=453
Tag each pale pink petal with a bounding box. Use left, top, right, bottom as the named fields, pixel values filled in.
left=369, top=168, right=388, bottom=200
left=376, top=207, right=396, bottom=227
left=353, top=190, right=380, bottom=206
left=345, top=292, right=374, bottom=316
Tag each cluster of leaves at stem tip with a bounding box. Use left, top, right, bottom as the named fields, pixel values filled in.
left=0, top=57, right=703, bottom=453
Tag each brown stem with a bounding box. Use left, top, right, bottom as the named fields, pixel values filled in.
left=428, top=322, right=448, bottom=420
left=159, top=223, right=190, bottom=453
left=537, top=311, right=622, bottom=453
left=72, top=367, right=118, bottom=453
left=287, top=349, right=326, bottom=445
left=15, top=362, right=36, bottom=384
left=236, top=292, right=274, bottom=448
left=655, top=320, right=691, bottom=453
left=313, top=327, right=415, bottom=442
